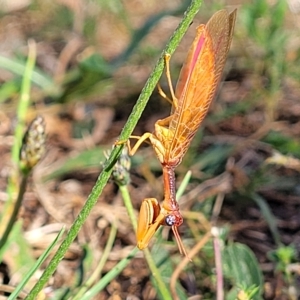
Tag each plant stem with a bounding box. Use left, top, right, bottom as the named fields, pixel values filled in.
left=72, top=221, right=118, bottom=300
left=144, top=248, right=172, bottom=300
left=119, top=185, right=137, bottom=231
left=80, top=247, right=139, bottom=300
left=25, top=1, right=203, bottom=298
left=0, top=176, right=28, bottom=250
left=1, top=41, right=36, bottom=225
left=119, top=185, right=172, bottom=300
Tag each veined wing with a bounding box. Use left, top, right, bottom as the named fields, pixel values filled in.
left=164, top=9, right=237, bottom=165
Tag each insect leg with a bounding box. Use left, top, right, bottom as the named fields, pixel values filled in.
left=127, top=133, right=153, bottom=156
left=115, top=133, right=152, bottom=156
left=157, top=83, right=173, bottom=105
left=164, top=53, right=178, bottom=109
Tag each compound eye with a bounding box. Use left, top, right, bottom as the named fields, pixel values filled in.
left=165, top=215, right=176, bottom=226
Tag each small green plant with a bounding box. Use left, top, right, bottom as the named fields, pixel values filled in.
left=268, top=244, right=298, bottom=294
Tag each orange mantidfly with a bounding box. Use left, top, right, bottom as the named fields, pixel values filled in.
left=125, top=9, right=237, bottom=257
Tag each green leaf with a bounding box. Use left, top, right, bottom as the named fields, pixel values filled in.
left=251, top=193, right=281, bottom=246
left=0, top=79, right=20, bottom=102
left=263, top=131, right=300, bottom=157
left=223, top=243, right=264, bottom=300
left=191, top=144, right=233, bottom=174
left=44, top=147, right=108, bottom=180
left=0, top=55, right=56, bottom=94
left=79, top=53, right=112, bottom=75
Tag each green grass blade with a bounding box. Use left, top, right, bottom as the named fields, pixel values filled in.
left=251, top=192, right=281, bottom=246
left=8, top=227, right=65, bottom=300
left=0, top=55, right=54, bottom=92
left=80, top=248, right=139, bottom=300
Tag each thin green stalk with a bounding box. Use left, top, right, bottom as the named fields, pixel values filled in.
left=7, top=227, right=65, bottom=300
left=108, top=0, right=203, bottom=143
left=119, top=185, right=137, bottom=231
left=251, top=192, right=281, bottom=246
left=25, top=165, right=114, bottom=300
left=72, top=221, right=118, bottom=300
left=1, top=115, right=46, bottom=253
left=2, top=41, right=36, bottom=224
left=13, top=40, right=37, bottom=164
left=0, top=176, right=28, bottom=250
left=25, top=1, right=202, bottom=298
left=119, top=185, right=172, bottom=300
left=143, top=248, right=172, bottom=300
left=176, top=170, right=192, bottom=199
left=80, top=247, right=139, bottom=300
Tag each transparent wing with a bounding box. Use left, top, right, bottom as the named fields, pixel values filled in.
left=164, top=9, right=236, bottom=165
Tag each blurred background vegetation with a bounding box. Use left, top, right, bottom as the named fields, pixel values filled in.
left=0, top=0, right=300, bottom=299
